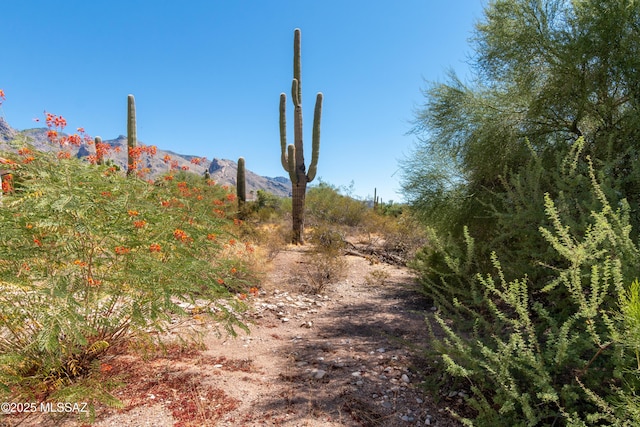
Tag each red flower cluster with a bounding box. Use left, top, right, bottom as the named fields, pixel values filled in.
left=127, top=144, right=158, bottom=174
left=190, top=157, right=207, bottom=166
left=45, top=112, right=67, bottom=129
left=173, top=229, right=190, bottom=242
left=1, top=175, right=12, bottom=193
left=94, top=140, right=113, bottom=164
left=43, top=112, right=93, bottom=149
left=115, top=246, right=131, bottom=255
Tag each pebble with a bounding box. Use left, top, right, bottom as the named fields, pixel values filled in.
left=312, top=369, right=326, bottom=379
left=401, top=373, right=410, bottom=383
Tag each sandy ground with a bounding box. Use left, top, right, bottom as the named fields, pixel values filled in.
left=3, top=243, right=465, bottom=427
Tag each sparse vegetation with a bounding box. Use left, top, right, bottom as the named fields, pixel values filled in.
left=3, top=2, right=639, bottom=423
left=364, top=269, right=391, bottom=287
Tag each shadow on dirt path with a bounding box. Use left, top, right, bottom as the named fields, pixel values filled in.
left=209, top=250, right=463, bottom=427
left=22, top=247, right=465, bottom=427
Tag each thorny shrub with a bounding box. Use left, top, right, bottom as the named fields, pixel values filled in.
left=428, top=158, right=640, bottom=425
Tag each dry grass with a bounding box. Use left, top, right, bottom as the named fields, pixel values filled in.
left=302, top=251, right=347, bottom=294
left=364, top=268, right=391, bottom=286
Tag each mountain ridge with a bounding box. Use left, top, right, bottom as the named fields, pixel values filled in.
left=0, top=117, right=291, bottom=198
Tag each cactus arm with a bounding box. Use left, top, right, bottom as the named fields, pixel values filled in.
left=306, top=92, right=323, bottom=182
left=279, top=93, right=290, bottom=172
left=291, top=79, right=300, bottom=107
left=287, top=145, right=297, bottom=185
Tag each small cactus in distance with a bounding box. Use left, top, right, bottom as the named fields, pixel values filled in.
left=279, top=28, right=323, bottom=244
left=126, top=94, right=137, bottom=177
left=237, top=157, right=246, bottom=216
left=373, top=188, right=379, bottom=211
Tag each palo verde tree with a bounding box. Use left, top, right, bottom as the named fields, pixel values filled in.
left=402, top=0, right=640, bottom=274
left=279, top=28, right=323, bottom=244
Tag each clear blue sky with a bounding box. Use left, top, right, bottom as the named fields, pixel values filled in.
left=1, top=0, right=485, bottom=203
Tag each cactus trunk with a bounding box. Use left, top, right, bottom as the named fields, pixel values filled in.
left=126, top=94, right=137, bottom=177
left=291, top=182, right=307, bottom=243
left=237, top=157, right=246, bottom=218
left=373, top=188, right=378, bottom=211
left=237, top=157, right=246, bottom=203
left=278, top=28, right=323, bottom=244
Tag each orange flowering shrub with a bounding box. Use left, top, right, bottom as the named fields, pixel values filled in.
left=0, top=149, right=251, bottom=408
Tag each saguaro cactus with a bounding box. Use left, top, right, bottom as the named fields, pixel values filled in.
left=126, top=94, right=137, bottom=177
left=373, top=188, right=379, bottom=211
left=279, top=28, right=323, bottom=244
left=237, top=157, right=246, bottom=214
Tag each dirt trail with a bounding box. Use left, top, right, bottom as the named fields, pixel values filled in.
left=7, top=244, right=464, bottom=427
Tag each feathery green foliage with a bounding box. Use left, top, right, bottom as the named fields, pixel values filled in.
left=0, top=147, right=250, bottom=411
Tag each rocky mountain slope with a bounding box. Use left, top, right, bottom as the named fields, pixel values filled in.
left=0, top=117, right=291, bottom=198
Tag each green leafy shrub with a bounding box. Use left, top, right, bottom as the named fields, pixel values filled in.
left=305, top=181, right=367, bottom=227
left=428, top=160, right=640, bottom=425
left=0, top=148, right=249, bottom=411
left=413, top=138, right=633, bottom=318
